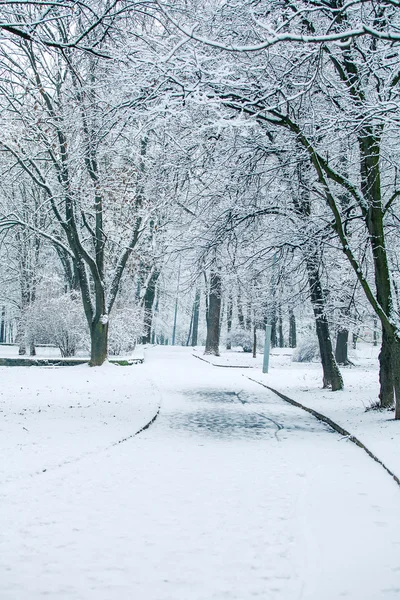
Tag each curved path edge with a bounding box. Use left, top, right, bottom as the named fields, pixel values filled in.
left=191, top=353, right=400, bottom=489
left=247, top=376, right=400, bottom=489
left=112, top=405, right=161, bottom=447
left=1, top=404, right=161, bottom=487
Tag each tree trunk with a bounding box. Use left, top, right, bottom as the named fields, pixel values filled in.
left=186, top=306, right=194, bottom=346
left=288, top=309, right=296, bottom=348
left=0, top=306, right=5, bottom=343
left=278, top=307, right=284, bottom=347
left=270, top=306, right=278, bottom=348
left=379, top=330, right=394, bottom=408
left=237, top=292, right=245, bottom=329
left=393, top=339, right=400, bottom=419
left=172, top=296, right=178, bottom=346
left=226, top=294, right=233, bottom=350
left=253, top=324, right=257, bottom=358
left=335, top=329, right=349, bottom=365
left=90, top=319, right=109, bottom=366
left=306, top=257, right=343, bottom=391
left=17, top=314, right=26, bottom=355
left=359, top=130, right=397, bottom=409
left=373, top=317, right=378, bottom=346
left=191, top=288, right=200, bottom=346
left=204, top=270, right=222, bottom=356
left=142, top=270, right=159, bottom=344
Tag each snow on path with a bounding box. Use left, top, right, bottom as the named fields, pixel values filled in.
left=2, top=347, right=400, bottom=599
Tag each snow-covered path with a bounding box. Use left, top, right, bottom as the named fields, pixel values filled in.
left=2, top=347, right=400, bottom=599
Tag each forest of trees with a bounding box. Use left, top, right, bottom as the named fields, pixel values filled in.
left=1, top=1, right=400, bottom=414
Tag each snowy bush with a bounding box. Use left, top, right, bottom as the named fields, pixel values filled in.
left=292, top=336, right=320, bottom=363
left=108, top=306, right=143, bottom=355
left=28, top=293, right=88, bottom=356
left=230, top=328, right=252, bottom=353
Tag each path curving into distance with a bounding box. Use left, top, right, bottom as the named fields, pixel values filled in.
left=2, top=346, right=400, bottom=599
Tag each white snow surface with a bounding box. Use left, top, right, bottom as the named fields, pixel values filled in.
left=2, top=346, right=400, bottom=599
left=221, top=343, right=400, bottom=485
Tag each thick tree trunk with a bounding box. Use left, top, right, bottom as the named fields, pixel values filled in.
left=90, top=319, right=109, bottom=366
left=335, top=328, right=349, bottom=365
left=191, top=288, right=200, bottom=346
left=204, top=270, right=222, bottom=356
left=306, top=257, right=343, bottom=391
left=288, top=308, right=296, bottom=348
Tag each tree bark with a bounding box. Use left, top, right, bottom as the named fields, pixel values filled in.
left=379, top=330, right=394, bottom=408
left=204, top=270, right=222, bottom=356
left=278, top=307, right=284, bottom=348
left=0, top=306, right=5, bottom=343
left=335, top=328, right=349, bottom=365
left=142, top=270, right=159, bottom=344
left=226, top=294, right=233, bottom=350
left=270, top=306, right=278, bottom=348
left=359, top=130, right=395, bottom=408
left=306, top=257, right=343, bottom=390
left=288, top=308, right=296, bottom=348
left=191, top=288, right=200, bottom=346
left=90, top=319, right=109, bottom=366
left=237, top=292, right=245, bottom=329
left=373, top=317, right=378, bottom=346
left=186, top=305, right=194, bottom=346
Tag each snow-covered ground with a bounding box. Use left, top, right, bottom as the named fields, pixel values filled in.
left=2, top=346, right=400, bottom=599
left=199, top=343, right=400, bottom=484
left=0, top=361, right=158, bottom=483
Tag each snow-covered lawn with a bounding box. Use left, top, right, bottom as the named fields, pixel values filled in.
left=2, top=345, right=400, bottom=599
left=0, top=361, right=158, bottom=483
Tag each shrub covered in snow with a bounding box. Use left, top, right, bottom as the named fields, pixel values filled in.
left=292, top=336, right=320, bottom=363
left=28, top=293, right=88, bottom=357
left=229, top=328, right=252, bottom=353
